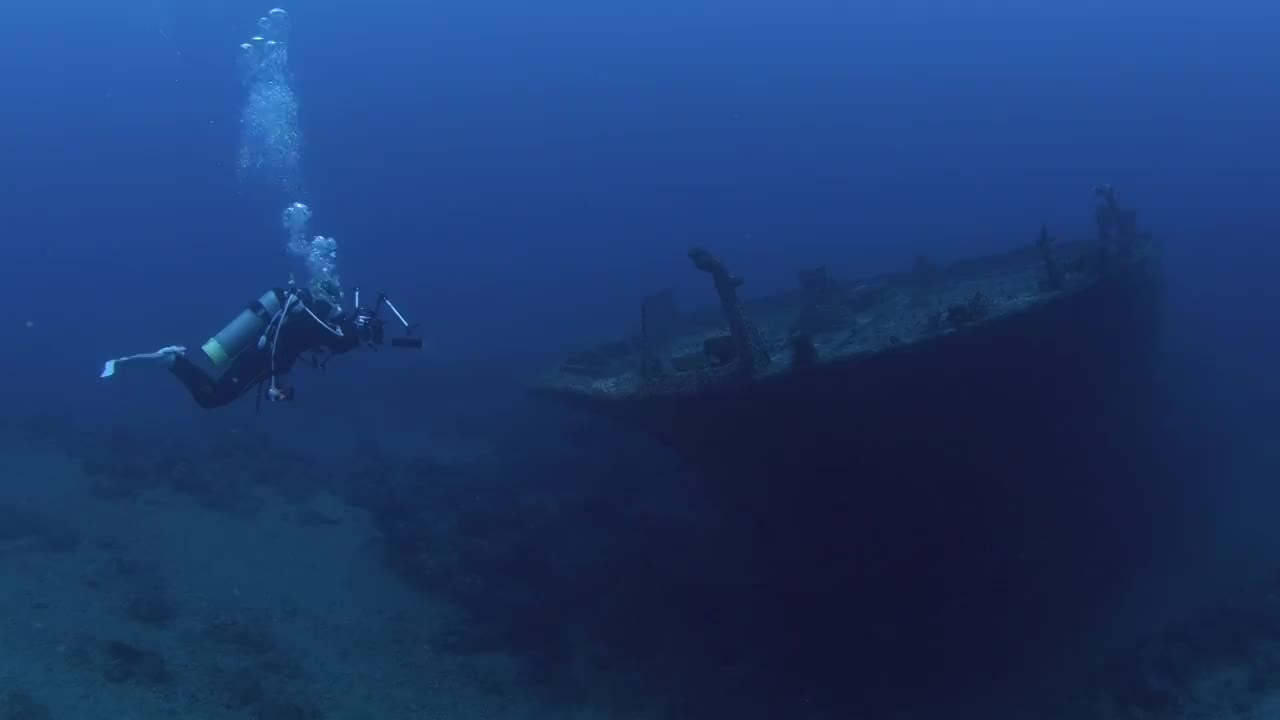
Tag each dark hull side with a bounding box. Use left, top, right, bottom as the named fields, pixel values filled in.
left=546, top=256, right=1170, bottom=712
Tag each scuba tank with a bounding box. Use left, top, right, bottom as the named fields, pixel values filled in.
left=201, top=289, right=285, bottom=368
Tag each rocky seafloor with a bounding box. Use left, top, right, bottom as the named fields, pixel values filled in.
left=1, top=375, right=1277, bottom=720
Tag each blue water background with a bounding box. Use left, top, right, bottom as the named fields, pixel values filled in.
left=0, top=0, right=1278, bottom=712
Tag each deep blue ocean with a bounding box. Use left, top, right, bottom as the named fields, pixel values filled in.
left=1, top=1, right=1278, bottom=718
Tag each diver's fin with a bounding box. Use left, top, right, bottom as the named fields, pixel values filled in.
left=99, top=346, right=187, bottom=378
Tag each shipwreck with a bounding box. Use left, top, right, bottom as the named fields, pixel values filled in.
left=535, top=187, right=1170, bottom=711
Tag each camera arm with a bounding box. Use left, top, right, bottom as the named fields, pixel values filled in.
left=353, top=286, right=423, bottom=349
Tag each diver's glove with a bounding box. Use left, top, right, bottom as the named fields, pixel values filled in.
left=99, top=346, right=187, bottom=378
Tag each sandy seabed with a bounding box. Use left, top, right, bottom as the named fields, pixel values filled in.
left=0, top=443, right=610, bottom=720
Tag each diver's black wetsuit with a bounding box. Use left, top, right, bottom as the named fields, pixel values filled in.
left=169, top=296, right=362, bottom=409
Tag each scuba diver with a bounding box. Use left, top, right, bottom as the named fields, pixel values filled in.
left=101, top=280, right=421, bottom=410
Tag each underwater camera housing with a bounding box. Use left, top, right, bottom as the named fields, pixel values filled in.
left=352, top=287, right=423, bottom=349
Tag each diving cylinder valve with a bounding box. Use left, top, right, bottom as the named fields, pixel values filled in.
left=201, top=289, right=284, bottom=368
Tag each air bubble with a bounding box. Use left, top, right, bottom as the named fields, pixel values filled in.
left=239, top=9, right=338, bottom=292
left=237, top=9, right=300, bottom=194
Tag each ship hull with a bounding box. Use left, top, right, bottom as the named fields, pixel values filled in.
left=541, top=253, right=1168, bottom=710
